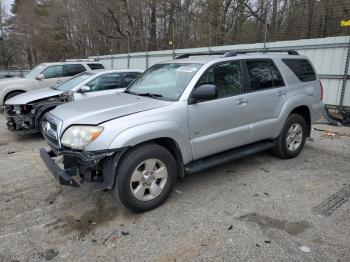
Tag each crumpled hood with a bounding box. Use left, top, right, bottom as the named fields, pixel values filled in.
left=5, top=87, right=63, bottom=105
left=51, top=93, right=172, bottom=127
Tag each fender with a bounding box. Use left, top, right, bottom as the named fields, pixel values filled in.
left=275, top=94, right=312, bottom=136
left=1, top=85, right=30, bottom=104
left=109, top=121, right=192, bottom=164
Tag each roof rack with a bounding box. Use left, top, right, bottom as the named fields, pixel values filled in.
left=224, top=49, right=299, bottom=57
left=175, top=52, right=226, bottom=59
left=60, top=58, right=100, bottom=62
left=175, top=49, right=299, bottom=60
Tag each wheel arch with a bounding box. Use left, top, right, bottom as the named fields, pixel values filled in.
left=289, top=105, right=311, bottom=137
left=107, top=121, right=192, bottom=164
left=3, top=89, right=27, bottom=105
left=278, top=96, right=312, bottom=138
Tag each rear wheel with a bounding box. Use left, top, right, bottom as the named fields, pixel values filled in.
left=272, top=114, right=307, bottom=159
left=114, top=143, right=177, bottom=212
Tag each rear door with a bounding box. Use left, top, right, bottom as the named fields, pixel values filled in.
left=243, top=59, right=287, bottom=142
left=188, top=60, right=251, bottom=160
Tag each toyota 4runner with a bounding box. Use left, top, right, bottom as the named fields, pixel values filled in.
left=39, top=50, right=323, bottom=212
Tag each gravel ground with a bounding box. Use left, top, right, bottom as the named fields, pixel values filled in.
left=0, top=111, right=349, bottom=262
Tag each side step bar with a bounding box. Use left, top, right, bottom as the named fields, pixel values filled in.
left=185, top=141, right=275, bottom=175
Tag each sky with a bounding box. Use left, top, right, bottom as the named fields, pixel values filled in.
left=3, top=0, right=14, bottom=14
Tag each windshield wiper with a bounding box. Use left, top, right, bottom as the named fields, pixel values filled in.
left=124, top=90, right=136, bottom=95
left=137, top=93, right=164, bottom=99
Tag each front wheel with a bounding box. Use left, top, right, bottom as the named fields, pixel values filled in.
left=272, top=114, right=307, bottom=159
left=114, top=144, right=177, bottom=212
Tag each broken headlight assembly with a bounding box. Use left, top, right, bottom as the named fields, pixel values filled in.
left=61, top=125, right=104, bottom=150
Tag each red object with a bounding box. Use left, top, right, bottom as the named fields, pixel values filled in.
left=320, top=80, right=324, bottom=100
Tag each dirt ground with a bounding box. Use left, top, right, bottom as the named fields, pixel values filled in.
left=0, top=111, right=349, bottom=262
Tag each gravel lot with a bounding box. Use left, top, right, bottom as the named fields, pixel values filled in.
left=0, top=111, right=349, bottom=262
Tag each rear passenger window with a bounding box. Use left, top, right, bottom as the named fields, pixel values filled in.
left=246, top=60, right=284, bottom=91
left=197, top=61, right=244, bottom=98
left=64, top=64, right=86, bottom=77
left=282, top=59, right=316, bottom=82
left=88, top=63, right=105, bottom=70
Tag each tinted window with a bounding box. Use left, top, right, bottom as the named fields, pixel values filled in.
left=246, top=60, right=284, bottom=91
left=65, top=64, right=86, bottom=76
left=42, top=65, right=64, bottom=79
left=124, top=72, right=141, bottom=86
left=88, top=63, right=105, bottom=70
left=87, top=73, right=122, bottom=91
left=282, top=59, right=316, bottom=82
left=197, top=61, right=243, bottom=98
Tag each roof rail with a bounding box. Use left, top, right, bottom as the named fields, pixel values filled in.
left=175, top=49, right=299, bottom=60
left=175, top=52, right=226, bottom=59
left=61, top=58, right=100, bottom=62
left=224, top=49, right=299, bottom=57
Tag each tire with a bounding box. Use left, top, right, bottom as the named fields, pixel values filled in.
left=272, top=114, right=307, bottom=159
left=114, top=143, right=177, bottom=213
left=4, top=91, right=24, bottom=104
left=38, top=113, right=46, bottom=134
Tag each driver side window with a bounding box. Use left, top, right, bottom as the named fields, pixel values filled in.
left=197, top=61, right=244, bottom=99
left=42, top=65, right=64, bottom=79
left=86, top=73, right=122, bottom=91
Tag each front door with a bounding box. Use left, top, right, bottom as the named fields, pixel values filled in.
left=35, top=65, right=68, bottom=89
left=73, top=72, right=124, bottom=100
left=188, top=60, right=251, bottom=160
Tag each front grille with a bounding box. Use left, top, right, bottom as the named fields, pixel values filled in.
left=42, top=115, right=61, bottom=151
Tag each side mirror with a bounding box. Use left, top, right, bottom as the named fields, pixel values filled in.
left=36, top=74, right=45, bottom=81
left=80, top=85, right=91, bottom=93
left=189, top=84, right=218, bottom=104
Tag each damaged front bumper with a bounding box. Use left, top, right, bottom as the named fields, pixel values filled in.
left=39, top=147, right=127, bottom=191
left=5, top=104, right=39, bottom=134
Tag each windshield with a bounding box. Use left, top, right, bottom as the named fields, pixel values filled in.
left=126, top=63, right=202, bottom=101
left=24, top=64, right=46, bottom=79
left=56, top=72, right=94, bottom=91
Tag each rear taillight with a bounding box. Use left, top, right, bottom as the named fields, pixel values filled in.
left=319, top=80, right=324, bottom=101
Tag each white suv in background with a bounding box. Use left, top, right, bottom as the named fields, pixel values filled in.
left=0, top=60, right=105, bottom=105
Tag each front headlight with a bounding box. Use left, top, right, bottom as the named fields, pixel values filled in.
left=61, top=125, right=104, bottom=150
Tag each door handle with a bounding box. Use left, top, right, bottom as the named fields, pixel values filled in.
left=236, top=98, right=248, bottom=105
left=277, top=90, right=287, bottom=96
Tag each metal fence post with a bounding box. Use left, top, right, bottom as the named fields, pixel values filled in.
left=339, top=36, right=350, bottom=108
left=145, top=53, right=149, bottom=69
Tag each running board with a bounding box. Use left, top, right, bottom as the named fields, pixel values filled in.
left=185, top=141, right=275, bottom=175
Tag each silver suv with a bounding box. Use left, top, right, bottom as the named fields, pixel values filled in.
left=40, top=50, right=324, bottom=212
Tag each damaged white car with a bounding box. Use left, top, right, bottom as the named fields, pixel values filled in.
left=5, top=69, right=143, bottom=134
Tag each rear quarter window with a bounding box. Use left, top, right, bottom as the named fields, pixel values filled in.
left=88, top=63, right=105, bottom=70
left=282, top=59, right=316, bottom=82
